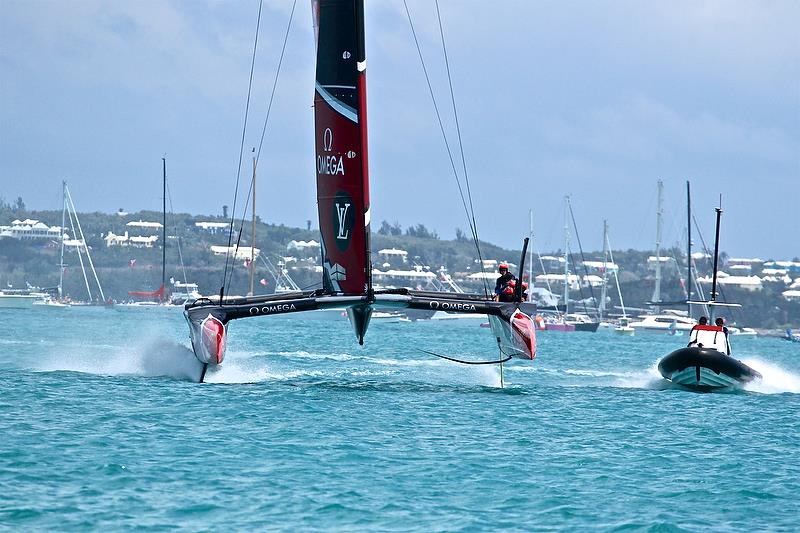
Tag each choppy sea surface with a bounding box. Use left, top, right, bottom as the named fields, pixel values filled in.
left=1, top=306, right=799, bottom=531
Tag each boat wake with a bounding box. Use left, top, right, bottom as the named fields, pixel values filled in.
left=522, top=361, right=668, bottom=390
left=202, top=350, right=503, bottom=388
left=741, top=358, right=800, bottom=394
left=36, top=338, right=204, bottom=382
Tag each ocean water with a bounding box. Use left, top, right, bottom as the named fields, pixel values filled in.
left=1, top=307, right=799, bottom=531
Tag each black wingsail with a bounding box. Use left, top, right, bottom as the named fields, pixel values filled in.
left=313, top=0, right=371, bottom=296
left=183, top=0, right=538, bottom=376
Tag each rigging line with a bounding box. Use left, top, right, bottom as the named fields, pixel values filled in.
left=165, top=179, right=188, bottom=285
left=64, top=192, right=92, bottom=301
left=567, top=201, right=598, bottom=315
left=225, top=166, right=254, bottom=292
left=221, top=0, right=264, bottom=301
left=434, top=0, right=488, bottom=295
left=254, top=0, right=297, bottom=167
left=418, top=348, right=513, bottom=366
left=402, top=0, right=488, bottom=298
left=606, top=233, right=628, bottom=318
left=227, top=2, right=297, bottom=292
left=66, top=186, right=105, bottom=301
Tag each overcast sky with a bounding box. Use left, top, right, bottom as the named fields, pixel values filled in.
left=1, top=0, right=798, bottom=259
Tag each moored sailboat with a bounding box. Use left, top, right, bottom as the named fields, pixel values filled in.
left=184, top=0, right=536, bottom=382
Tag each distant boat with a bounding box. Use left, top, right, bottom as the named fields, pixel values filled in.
left=629, top=313, right=695, bottom=334
left=58, top=181, right=109, bottom=306
left=128, top=159, right=169, bottom=304
left=0, top=288, right=43, bottom=309
left=543, top=197, right=600, bottom=333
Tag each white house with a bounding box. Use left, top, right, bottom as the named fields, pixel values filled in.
left=195, top=221, right=232, bottom=234
left=104, top=231, right=158, bottom=248
left=210, top=245, right=260, bottom=260
left=0, top=219, right=63, bottom=240
left=697, top=272, right=763, bottom=291
left=126, top=220, right=163, bottom=231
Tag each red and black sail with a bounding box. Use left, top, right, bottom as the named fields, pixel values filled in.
left=313, top=0, right=371, bottom=295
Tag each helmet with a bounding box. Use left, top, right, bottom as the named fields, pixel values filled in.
left=508, top=279, right=517, bottom=287
left=498, top=262, right=508, bottom=271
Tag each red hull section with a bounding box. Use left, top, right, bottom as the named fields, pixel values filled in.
left=511, top=311, right=537, bottom=360
left=128, top=284, right=166, bottom=302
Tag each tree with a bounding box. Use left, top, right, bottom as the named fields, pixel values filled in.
left=455, top=228, right=468, bottom=242
left=378, top=220, right=393, bottom=236
left=14, top=196, right=25, bottom=212
left=406, top=223, right=438, bottom=240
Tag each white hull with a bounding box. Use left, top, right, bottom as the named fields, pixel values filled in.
left=631, top=325, right=693, bottom=334
left=0, top=294, right=41, bottom=308
left=429, top=310, right=487, bottom=321
left=668, top=366, right=742, bottom=389
left=614, top=326, right=635, bottom=336
left=33, top=300, right=69, bottom=308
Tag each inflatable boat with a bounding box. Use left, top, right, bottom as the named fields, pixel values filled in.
left=658, top=324, right=761, bottom=391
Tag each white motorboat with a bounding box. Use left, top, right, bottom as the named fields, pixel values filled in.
left=0, top=290, right=44, bottom=308
left=629, top=313, right=696, bottom=334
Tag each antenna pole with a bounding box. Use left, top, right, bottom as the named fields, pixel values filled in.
left=515, top=237, right=529, bottom=302
left=710, top=205, right=723, bottom=312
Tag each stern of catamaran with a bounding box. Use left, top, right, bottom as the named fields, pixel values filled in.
left=488, top=309, right=537, bottom=360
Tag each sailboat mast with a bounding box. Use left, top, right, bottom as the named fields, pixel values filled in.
left=563, top=195, right=570, bottom=315
left=161, top=158, right=166, bottom=299
left=651, top=179, right=663, bottom=311
left=608, top=229, right=628, bottom=319
left=249, top=154, right=256, bottom=297
left=599, top=219, right=609, bottom=321
left=59, top=180, right=66, bottom=299
left=686, top=180, right=692, bottom=317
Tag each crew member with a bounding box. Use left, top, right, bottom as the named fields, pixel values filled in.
left=494, top=263, right=516, bottom=302
left=687, top=316, right=707, bottom=347
left=715, top=317, right=731, bottom=354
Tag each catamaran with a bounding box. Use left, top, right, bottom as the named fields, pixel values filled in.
left=184, top=0, right=536, bottom=383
